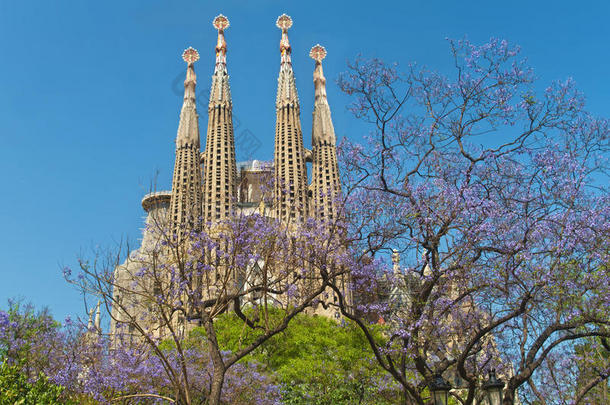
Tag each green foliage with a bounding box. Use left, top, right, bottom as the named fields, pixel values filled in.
left=0, top=362, right=69, bottom=405
left=189, top=309, right=399, bottom=404
left=575, top=338, right=610, bottom=403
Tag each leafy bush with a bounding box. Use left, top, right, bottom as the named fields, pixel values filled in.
left=190, top=309, right=399, bottom=404
left=0, top=362, right=69, bottom=405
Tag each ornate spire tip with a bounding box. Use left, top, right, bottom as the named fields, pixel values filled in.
left=213, top=14, right=230, bottom=30
left=310, top=44, right=327, bottom=62
left=182, top=47, right=200, bottom=64
left=276, top=14, right=292, bottom=31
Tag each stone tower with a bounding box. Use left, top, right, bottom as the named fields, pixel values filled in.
left=141, top=191, right=172, bottom=249
left=169, top=48, right=204, bottom=233
left=202, top=15, right=238, bottom=223
left=309, top=45, right=341, bottom=222
left=273, top=14, right=309, bottom=223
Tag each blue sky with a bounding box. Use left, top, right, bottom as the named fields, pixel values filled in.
left=1, top=0, right=609, bottom=322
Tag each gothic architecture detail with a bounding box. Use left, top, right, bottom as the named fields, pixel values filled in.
left=310, top=45, right=341, bottom=221
left=202, top=15, right=238, bottom=222
left=169, top=47, right=204, bottom=232
left=273, top=14, right=309, bottom=223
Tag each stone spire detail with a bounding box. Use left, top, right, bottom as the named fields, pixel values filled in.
left=202, top=15, right=237, bottom=223
left=87, top=301, right=101, bottom=332
left=169, top=47, right=204, bottom=233
left=274, top=14, right=308, bottom=222
left=310, top=45, right=341, bottom=222
left=94, top=300, right=101, bottom=330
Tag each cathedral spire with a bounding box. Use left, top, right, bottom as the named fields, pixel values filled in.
left=202, top=15, right=237, bottom=222
left=278, top=14, right=292, bottom=65
left=208, top=15, right=232, bottom=106
left=169, top=48, right=204, bottom=232
left=214, top=14, right=228, bottom=72
left=275, top=14, right=299, bottom=107
left=273, top=14, right=308, bottom=222
left=181, top=48, right=198, bottom=123
left=310, top=45, right=335, bottom=145
left=310, top=45, right=341, bottom=222
left=94, top=300, right=101, bottom=331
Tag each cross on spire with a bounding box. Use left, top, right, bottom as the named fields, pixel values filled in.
left=182, top=47, right=200, bottom=65
left=276, top=13, right=293, bottom=30
left=310, top=44, right=327, bottom=62
left=213, top=14, right=230, bottom=30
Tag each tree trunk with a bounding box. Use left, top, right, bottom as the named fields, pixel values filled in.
left=208, top=368, right=226, bottom=405
left=503, top=389, right=516, bottom=405
left=204, top=316, right=226, bottom=405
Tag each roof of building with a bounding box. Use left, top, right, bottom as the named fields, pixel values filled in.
left=141, top=191, right=172, bottom=211
left=237, top=160, right=273, bottom=172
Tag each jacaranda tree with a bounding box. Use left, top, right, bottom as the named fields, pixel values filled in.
left=0, top=299, right=283, bottom=404
left=66, top=209, right=350, bottom=405
left=328, top=38, right=610, bottom=404
left=6, top=36, right=608, bottom=405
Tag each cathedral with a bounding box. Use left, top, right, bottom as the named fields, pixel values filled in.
left=139, top=13, right=340, bottom=235
left=110, top=14, right=344, bottom=336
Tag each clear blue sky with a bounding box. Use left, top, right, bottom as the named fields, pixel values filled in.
left=1, top=0, right=609, bottom=322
